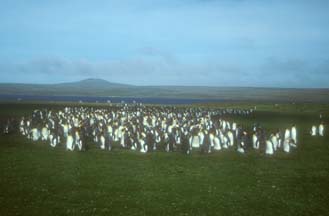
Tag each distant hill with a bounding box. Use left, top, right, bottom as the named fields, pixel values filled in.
left=54, top=78, right=132, bottom=88
left=0, top=79, right=329, bottom=103
left=0, top=79, right=133, bottom=97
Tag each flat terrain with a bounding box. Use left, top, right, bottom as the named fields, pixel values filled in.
left=1, top=79, right=329, bottom=102
left=0, top=102, right=329, bottom=215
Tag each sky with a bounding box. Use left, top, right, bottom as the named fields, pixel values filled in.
left=0, top=0, right=329, bottom=87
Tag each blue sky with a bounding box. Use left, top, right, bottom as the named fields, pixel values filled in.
left=0, top=0, right=329, bottom=87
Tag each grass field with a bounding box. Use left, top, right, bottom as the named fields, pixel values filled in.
left=0, top=102, right=329, bottom=215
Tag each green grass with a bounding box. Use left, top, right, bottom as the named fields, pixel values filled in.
left=0, top=103, right=329, bottom=215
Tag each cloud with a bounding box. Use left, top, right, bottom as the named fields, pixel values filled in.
left=1, top=55, right=328, bottom=87
left=138, top=46, right=179, bottom=65
left=314, top=59, right=329, bottom=75
left=258, top=57, right=329, bottom=87
left=0, top=55, right=249, bottom=86
left=260, top=58, right=308, bottom=76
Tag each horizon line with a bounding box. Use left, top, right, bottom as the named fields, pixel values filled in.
left=0, top=78, right=329, bottom=90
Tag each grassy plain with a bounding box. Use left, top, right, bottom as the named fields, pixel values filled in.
left=0, top=102, right=328, bottom=215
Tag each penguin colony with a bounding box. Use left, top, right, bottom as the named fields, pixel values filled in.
left=3, top=103, right=325, bottom=155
